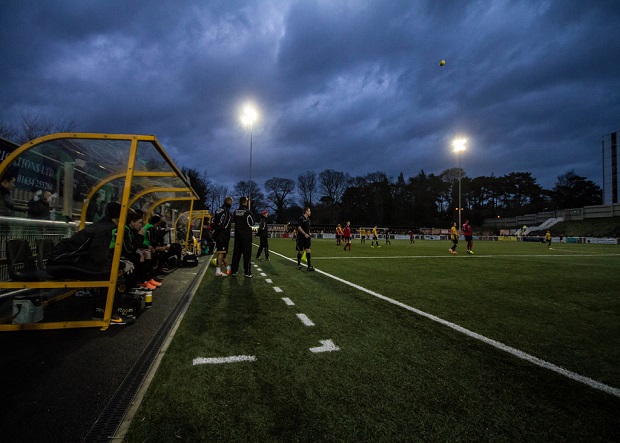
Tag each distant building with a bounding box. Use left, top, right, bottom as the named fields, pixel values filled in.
left=602, top=130, right=619, bottom=204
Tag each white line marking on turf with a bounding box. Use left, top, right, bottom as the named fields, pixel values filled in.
left=282, top=297, right=295, bottom=306
left=265, top=278, right=273, bottom=283
left=297, top=313, right=315, bottom=326
left=256, top=267, right=262, bottom=271
left=193, top=355, right=256, bottom=365
left=310, top=339, right=340, bottom=353
left=313, top=253, right=620, bottom=260
left=273, top=287, right=283, bottom=293
left=260, top=272, right=267, bottom=277
left=268, top=248, right=620, bottom=398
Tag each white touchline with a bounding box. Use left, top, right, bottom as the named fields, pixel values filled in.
left=297, top=313, right=315, bottom=326
left=310, top=339, right=340, bottom=353
left=273, top=287, right=283, bottom=293
left=268, top=249, right=620, bottom=398
left=282, top=297, right=295, bottom=306
left=193, top=355, right=256, bottom=365
left=265, top=279, right=273, bottom=283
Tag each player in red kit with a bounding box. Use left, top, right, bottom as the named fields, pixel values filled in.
left=462, top=219, right=474, bottom=254
left=335, top=224, right=343, bottom=246
left=343, top=221, right=352, bottom=251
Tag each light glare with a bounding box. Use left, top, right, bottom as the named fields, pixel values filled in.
left=241, top=105, right=258, bottom=125
left=452, top=138, right=467, bottom=152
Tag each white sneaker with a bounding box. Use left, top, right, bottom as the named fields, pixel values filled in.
left=129, top=289, right=151, bottom=296
left=215, top=271, right=227, bottom=277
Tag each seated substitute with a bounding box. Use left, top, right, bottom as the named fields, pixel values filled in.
left=46, top=202, right=135, bottom=325
left=117, top=208, right=162, bottom=291
left=143, top=215, right=170, bottom=274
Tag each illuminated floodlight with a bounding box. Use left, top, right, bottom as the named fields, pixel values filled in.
left=241, top=105, right=258, bottom=126
left=240, top=104, right=259, bottom=210
left=451, top=138, right=468, bottom=230
left=452, top=138, right=467, bottom=152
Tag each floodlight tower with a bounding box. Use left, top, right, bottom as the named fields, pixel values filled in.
left=452, top=138, right=467, bottom=231
left=241, top=105, right=258, bottom=211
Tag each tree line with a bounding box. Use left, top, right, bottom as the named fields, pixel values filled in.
left=186, top=168, right=602, bottom=229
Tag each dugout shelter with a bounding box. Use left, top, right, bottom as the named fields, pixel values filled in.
left=174, top=210, right=212, bottom=243
left=0, top=133, right=199, bottom=331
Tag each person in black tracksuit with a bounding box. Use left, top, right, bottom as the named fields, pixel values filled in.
left=212, top=196, right=233, bottom=276
left=255, top=209, right=270, bottom=261
left=231, top=196, right=255, bottom=277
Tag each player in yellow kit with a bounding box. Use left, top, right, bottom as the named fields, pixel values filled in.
left=370, top=225, right=380, bottom=248
left=449, top=222, right=459, bottom=254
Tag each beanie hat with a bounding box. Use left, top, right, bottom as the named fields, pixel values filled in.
left=105, top=202, right=121, bottom=219
left=126, top=208, right=142, bottom=222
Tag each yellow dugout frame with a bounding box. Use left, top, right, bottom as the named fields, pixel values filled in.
left=0, top=133, right=199, bottom=331
left=174, top=209, right=212, bottom=244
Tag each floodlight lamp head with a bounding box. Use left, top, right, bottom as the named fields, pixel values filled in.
left=452, top=138, right=467, bottom=152
left=241, top=105, right=258, bottom=125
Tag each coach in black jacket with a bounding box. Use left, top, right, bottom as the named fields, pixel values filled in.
left=230, top=196, right=254, bottom=277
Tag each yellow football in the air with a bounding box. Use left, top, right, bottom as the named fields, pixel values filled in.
left=440, top=60, right=446, bottom=66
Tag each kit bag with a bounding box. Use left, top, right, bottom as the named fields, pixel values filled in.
left=182, top=253, right=199, bottom=267
left=12, top=296, right=44, bottom=324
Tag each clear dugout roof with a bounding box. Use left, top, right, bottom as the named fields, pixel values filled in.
left=2, top=133, right=198, bottom=214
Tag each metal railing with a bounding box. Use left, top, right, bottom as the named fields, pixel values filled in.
left=484, top=204, right=620, bottom=229
left=0, top=216, right=79, bottom=282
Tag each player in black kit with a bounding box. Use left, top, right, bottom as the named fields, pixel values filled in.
left=296, top=207, right=315, bottom=271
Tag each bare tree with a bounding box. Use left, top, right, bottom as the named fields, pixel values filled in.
left=207, top=185, right=229, bottom=211
left=233, top=180, right=265, bottom=213
left=318, top=169, right=350, bottom=204
left=0, top=112, right=77, bottom=144
left=297, top=170, right=317, bottom=207
left=265, top=177, right=295, bottom=223
left=0, top=121, right=19, bottom=142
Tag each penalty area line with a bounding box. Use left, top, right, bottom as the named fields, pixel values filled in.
left=268, top=248, right=620, bottom=398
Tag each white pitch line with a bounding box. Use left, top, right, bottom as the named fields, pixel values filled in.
left=310, top=339, right=340, bottom=353
left=268, top=248, right=620, bottom=398
left=273, top=287, right=283, bottom=293
left=312, top=253, right=620, bottom=260
left=296, top=313, right=315, bottom=326
left=265, top=279, right=273, bottom=283
left=193, top=355, right=256, bottom=365
left=260, top=272, right=267, bottom=277
left=282, top=297, right=295, bottom=306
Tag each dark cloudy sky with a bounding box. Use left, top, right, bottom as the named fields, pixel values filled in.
left=1, top=1, right=619, bottom=192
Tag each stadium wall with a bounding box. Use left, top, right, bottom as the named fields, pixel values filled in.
left=484, top=204, right=620, bottom=229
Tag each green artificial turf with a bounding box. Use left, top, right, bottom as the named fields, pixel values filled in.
left=125, top=238, right=620, bottom=442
